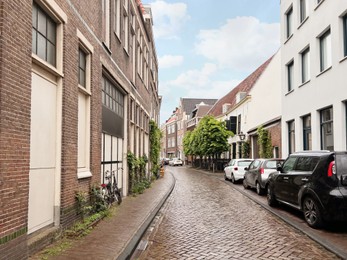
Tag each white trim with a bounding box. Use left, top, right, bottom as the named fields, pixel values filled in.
left=77, top=170, right=93, bottom=179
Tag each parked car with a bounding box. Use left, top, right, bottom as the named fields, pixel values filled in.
left=224, top=159, right=253, bottom=183
left=267, top=151, right=347, bottom=228
left=163, top=158, right=170, bottom=165
left=243, top=158, right=284, bottom=195
left=169, top=158, right=183, bottom=166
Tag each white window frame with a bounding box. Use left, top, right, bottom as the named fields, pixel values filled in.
left=318, top=28, right=332, bottom=73
left=77, top=29, right=94, bottom=179
left=114, top=0, right=121, bottom=39
left=285, top=6, right=293, bottom=39
left=300, top=46, right=310, bottom=84
left=286, top=59, right=294, bottom=92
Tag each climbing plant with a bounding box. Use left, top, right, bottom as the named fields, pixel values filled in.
left=257, top=126, right=273, bottom=158
left=149, top=120, right=162, bottom=179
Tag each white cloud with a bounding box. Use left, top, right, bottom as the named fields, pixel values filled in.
left=195, top=16, right=280, bottom=72
left=158, top=55, right=184, bottom=69
left=149, top=0, right=190, bottom=39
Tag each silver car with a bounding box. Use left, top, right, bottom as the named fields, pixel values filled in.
left=224, top=159, right=253, bottom=183
left=243, top=159, right=284, bottom=195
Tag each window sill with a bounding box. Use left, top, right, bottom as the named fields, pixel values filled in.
left=32, top=54, right=64, bottom=78
left=114, top=31, right=122, bottom=44
left=314, top=0, right=325, bottom=11
left=285, top=89, right=294, bottom=96
left=284, top=34, right=293, bottom=45
left=123, top=47, right=130, bottom=57
left=102, top=42, right=112, bottom=55
left=298, top=80, right=310, bottom=88
left=339, top=56, right=347, bottom=63
left=78, top=84, right=91, bottom=96
left=77, top=170, right=92, bottom=179
left=298, top=16, right=309, bottom=30
left=316, top=66, right=332, bottom=78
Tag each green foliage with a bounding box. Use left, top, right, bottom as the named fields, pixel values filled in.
left=242, top=140, right=251, bottom=158
left=75, top=191, right=92, bottom=220
left=149, top=120, right=162, bottom=178
left=183, top=115, right=233, bottom=158
left=257, top=126, right=273, bottom=158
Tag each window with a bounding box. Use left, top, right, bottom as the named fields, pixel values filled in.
left=319, top=29, right=332, bottom=72
left=287, top=60, right=294, bottom=92
left=237, top=114, right=241, bottom=134
left=286, top=6, right=293, bottom=39
left=301, top=47, right=310, bottom=83
left=295, top=157, right=319, bottom=171
left=288, top=121, right=295, bottom=154
left=130, top=9, right=136, bottom=82
left=123, top=0, right=129, bottom=52
left=102, top=0, right=110, bottom=47
left=303, top=115, right=312, bottom=150
left=300, top=0, right=307, bottom=23
left=321, top=107, right=334, bottom=151
left=32, top=3, right=57, bottom=66
left=102, top=77, right=124, bottom=118
left=114, top=0, right=121, bottom=38
left=282, top=156, right=297, bottom=173
left=343, top=14, right=347, bottom=57
left=78, top=48, right=87, bottom=88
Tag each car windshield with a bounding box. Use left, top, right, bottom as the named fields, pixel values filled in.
left=238, top=161, right=252, bottom=167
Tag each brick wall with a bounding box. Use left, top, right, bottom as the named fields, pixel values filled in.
left=0, top=1, right=32, bottom=257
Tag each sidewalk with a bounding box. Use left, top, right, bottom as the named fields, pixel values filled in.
left=52, top=171, right=175, bottom=260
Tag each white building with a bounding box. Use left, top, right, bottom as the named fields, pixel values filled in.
left=281, top=0, right=347, bottom=158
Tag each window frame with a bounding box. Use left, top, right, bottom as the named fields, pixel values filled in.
left=319, top=28, right=332, bottom=72
left=301, top=47, right=310, bottom=84
left=302, top=115, right=312, bottom=151
left=320, top=107, right=334, bottom=151
left=299, top=0, right=307, bottom=24
left=288, top=120, right=295, bottom=155
left=343, top=14, right=347, bottom=58
left=286, top=60, right=294, bottom=92
left=285, top=6, right=293, bottom=39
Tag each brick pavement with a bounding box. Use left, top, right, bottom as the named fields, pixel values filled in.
left=36, top=171, right=175, bottom=260
left=139, top=167, right=340, bottom=260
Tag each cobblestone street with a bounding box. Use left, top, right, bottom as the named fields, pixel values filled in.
left=138, top=167, right=339, bottom=260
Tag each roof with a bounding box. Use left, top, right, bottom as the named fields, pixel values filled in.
left=180, top=98, right=218, bottom=116
left=208, top=56, right=274, bottom=117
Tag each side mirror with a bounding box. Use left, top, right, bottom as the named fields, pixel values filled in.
left=277, top=166, right=283, bottom=173
left=341, top=175, right=347, bottom=186
left=244, top=167, right=249, bottom=171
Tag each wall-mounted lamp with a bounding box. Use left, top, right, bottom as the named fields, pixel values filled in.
left=238, top=131, right=246, bottom=141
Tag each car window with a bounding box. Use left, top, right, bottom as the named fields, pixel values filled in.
left=251, top=160, right=261, bottom=169
left=295, top=157, right=319, bottom=171
left=264, top=160, right=284, bottom=169
left=282, top=157, right=297, bottom=173
left=238, top=161, right=252, bottom=167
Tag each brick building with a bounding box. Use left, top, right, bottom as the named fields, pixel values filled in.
left=0, top=0, right=159, bottom=258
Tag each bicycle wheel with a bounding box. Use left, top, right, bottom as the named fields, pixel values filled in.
left=114, top=188, right=122, bottom=205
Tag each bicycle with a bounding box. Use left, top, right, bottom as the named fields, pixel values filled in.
left=101, top=169, right=122, bottom=206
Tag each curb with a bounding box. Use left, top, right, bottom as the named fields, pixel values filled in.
left=117, top=172, right=176, bottom=260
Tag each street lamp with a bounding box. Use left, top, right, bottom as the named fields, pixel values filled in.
left=238, top=131, right=246, bottom=141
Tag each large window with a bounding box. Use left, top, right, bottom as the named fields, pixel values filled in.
left=32, top=3, right=57, bottom=66
left=302, top=115, right=311, bottom=150
left=286, top=6, right=293, bottom=39
left=319, top=29, right=332, bottom=72
left=114, top=0, right=121, bottom=38
left=300, top=0, right=307, bottom=23
left=102, top=77, right=124, bottom=118
left=102, top=0, right=110, bottom=47
left=78, top=48, right=87, bottom=87
left=288, top=120, right=295, bottom=154
left=287, top=60, right=294, bottom=92
left=123, top=0, right=129, bottom=52
left=321, top=107, right=334, bottom=151
left=343, top=14, right=347, bottom=57
left=301, top=47, right=310, bottom=84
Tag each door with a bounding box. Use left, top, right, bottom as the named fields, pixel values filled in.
left=28, top=72, right=58, bottom=234
left=275, top=156, right=297, bottom=202
left=247, top=160, right=261, bottom=187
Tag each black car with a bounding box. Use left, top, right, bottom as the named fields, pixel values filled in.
left=267, top=151, right=347, bottom=228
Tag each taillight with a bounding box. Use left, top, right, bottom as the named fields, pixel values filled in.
left=101, top=183, right=107, bottom=188
left=260, top=168, right=264, bottom=174
left=234, top=167, right=238, bottom=171
left=327, top=161, right=335, bottom=177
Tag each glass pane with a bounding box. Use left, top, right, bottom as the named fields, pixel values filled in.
left=47, top=41, right=56, bottom=66
left=79, top=69, right=86, bottom=87
left=79, top=49, right=86, bottom=69
left=47, top=19, right=56, bottom=44
left=32, top=4, right=38, bottom=28
left=37, top=9, right=47, bottom=36
left=37, top=33, right=46, bottom=60
left=32, top=29, right=37, bottom=54
left=283, top=157, right=296, bottom=172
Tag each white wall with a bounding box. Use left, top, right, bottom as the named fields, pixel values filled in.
left=281, top=0, right=347, bottom=157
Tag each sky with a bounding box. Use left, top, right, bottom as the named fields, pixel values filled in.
left=141, top=0, right=281, bottom=124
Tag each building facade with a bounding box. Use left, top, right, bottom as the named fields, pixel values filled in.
left=0, top=0, right=159, bottom=258
left=280, top=0, right=347, bottom=158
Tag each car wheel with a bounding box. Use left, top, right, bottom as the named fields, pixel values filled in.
left=256, top=182, right=265, bottom=195
left=267, top=186, right=277, bottom=207
left=243, top=179, right=249, bottom=189
left=231, top=174, right=236, bottom=184
left=303, top=197, right=323, bottom=228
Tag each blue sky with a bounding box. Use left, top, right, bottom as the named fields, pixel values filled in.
left=141, top=0, right=281, bottom=124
